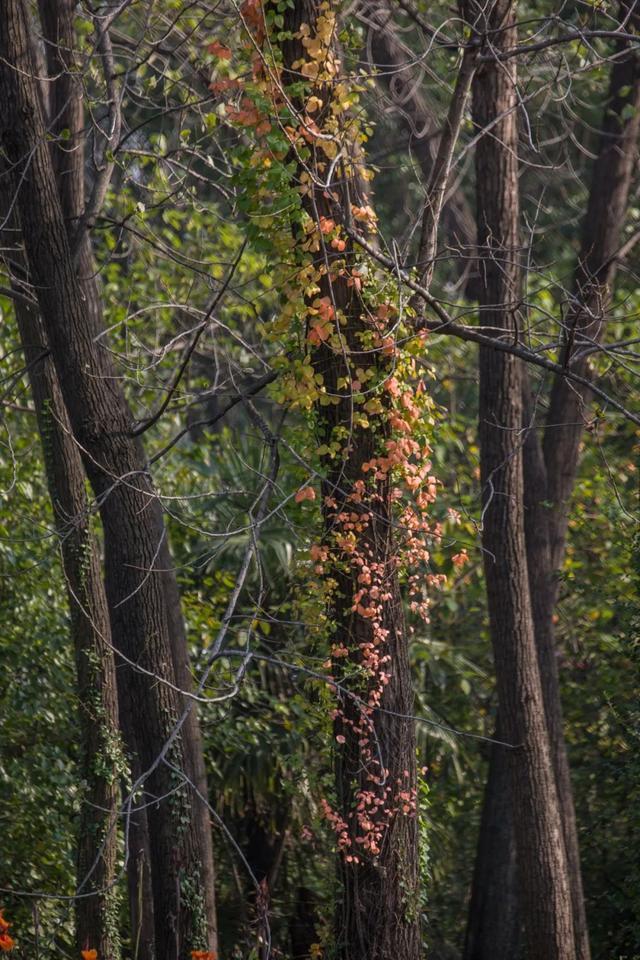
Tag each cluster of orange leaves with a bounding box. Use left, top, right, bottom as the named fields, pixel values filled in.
left=240, top=0, right=265, bottom=43
left=207, top=40, right=232, bottom=61
left=0, top=911, right=14, bottom=952
left=295, top=485, right=317, bottom=503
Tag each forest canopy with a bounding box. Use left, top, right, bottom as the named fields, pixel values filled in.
left=0, top=1, right=638, bottom=959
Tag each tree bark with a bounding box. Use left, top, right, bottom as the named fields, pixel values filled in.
left=462, top=715, right=520, bottom=960
left=279, top=4, right=421, bottom=958
left=125, top=757, right=156, bottom=960
left=0, top=4, right=217, bottom=956
left=160, top=542, right=218, bottom=949
left=522, top=18, right=640, bottom=957
left=39, top=0, right=217, bottom=947
left=468, top=0, right=576, bottom=956
left=543, top=3, right=640, bottom=577
left=8, top=282, right=122, bottom=960
left=467, top=7, right=640, bottom=957
left=520, top=16, right=640, bottom=943
left=523, top=383, right=591, bottom=960
left=1, top=39, right=122, bottom=938
left=527, top=28, right=640, bottom=944
left=30, top=6, right=155, bottom=953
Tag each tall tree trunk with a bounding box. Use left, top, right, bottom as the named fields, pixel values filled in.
left=160, top=545, right=218, bottom=949
left=522, top=16, right=640, bottom=946
left=463, top=715, right=520, bottom=960
left=468, top=0, right=576, bottom=956
left=467, top=7, right=640, bottom=957
left=31, top=6, right=155, bottom=952
left=1, top=38, right=122, bottom=937
left=8, top=284, right=122, bottom=960
left=125, top=757, right=156, bottom=960
left=543, top=3, right=640, bottom=576
left=0, top=4, right=217, bottom=956
left=522, top=384, right=591, bottom=960
left=40, top=0, right=216, bottom=948
left=278, top=4, right=421, bottom=958
left=532, top=20, right=640, bottom=928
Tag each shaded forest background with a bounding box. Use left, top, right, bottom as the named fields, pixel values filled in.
left=0, top=1, right=638, bottom=959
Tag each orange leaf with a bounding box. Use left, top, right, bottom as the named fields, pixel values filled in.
left=295, top=486, right=316, bottom=503
left=208, top=41, right=232, bottom=60
left=209, top=78, right=240, bottom=94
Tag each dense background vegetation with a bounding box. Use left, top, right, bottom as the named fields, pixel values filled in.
left=0, top=1, right=638, bottom=959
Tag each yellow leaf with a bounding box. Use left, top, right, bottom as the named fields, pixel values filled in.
left=301, top=60, right=320, bottom=79
left=319, top=138, right=338, bottom=159
left=302, top=37, right=323, bottom=59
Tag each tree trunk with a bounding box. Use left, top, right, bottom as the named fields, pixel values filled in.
left=523, top=384, right=591, bottom=960
left=278, top=4, right=421, bottom=958
left=160, top=542, right=218, bottom=949
left=1, top=48, right=122, bottom=941
left=9, top=285, right=122, bottom=960
left=125, top=758, right=156, bottom=960
left=467, top=6, right=640, bottom=956
left=468, top=0, right=576, bottom=956
left=0, top=4, right=217, bottom=956
left=31, top=6, right=155, bottom=953
left=41, top=0, right=217, bottom=947
left=463, top=715, right=520, bottom=960
left=522, top=18, right=640, bottom=957
left=543, top=2, right=640, bottom=577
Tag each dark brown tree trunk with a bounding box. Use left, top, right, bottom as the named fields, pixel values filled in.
left=31, top=6, right=156, bottom=953
left=522, top=19, right=640, bottom=947
left=279, top=4, right=421, bottom=958
left=39, top=0, right=216, bottom=948
left=468, top=10, right=640, bottom=957
left=289, top=887, right=319, bottom=960
left=125, top=757, right=156, bottom=960
left=9, top=286, right=122, bottom=960
left=468, top=0, right=576, bottom=956
left=543, top=6, right=640, bottom=577
left=1, top=39, right=122, bottom=940
left=0, top=4, right=217, bottom=956
left=466, top=377, right=590, bottom=960
left=522, top=384, right=591, bottom=960
left=463, top=716, right=520, bottom=960
left=332, top=577, right=419, bottom=960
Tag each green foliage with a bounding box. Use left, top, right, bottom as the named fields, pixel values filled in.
left=1, top=3, right=639, bottom=958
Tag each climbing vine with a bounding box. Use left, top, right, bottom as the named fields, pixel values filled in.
left=204, top=0, right=468, bottom=879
